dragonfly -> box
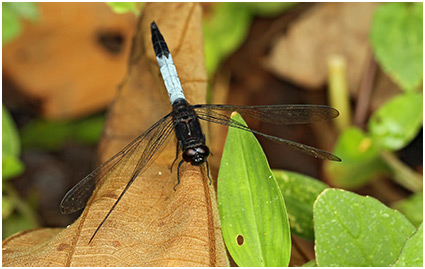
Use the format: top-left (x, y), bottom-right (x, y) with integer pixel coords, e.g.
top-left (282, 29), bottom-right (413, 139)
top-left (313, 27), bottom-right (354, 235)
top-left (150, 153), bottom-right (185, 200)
top-left (60, 21), bottom-right (341, 243)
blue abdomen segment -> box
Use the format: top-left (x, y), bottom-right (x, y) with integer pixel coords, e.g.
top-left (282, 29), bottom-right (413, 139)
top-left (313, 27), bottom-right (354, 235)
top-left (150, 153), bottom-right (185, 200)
top-left (151, 22), bottom-right (186, 104)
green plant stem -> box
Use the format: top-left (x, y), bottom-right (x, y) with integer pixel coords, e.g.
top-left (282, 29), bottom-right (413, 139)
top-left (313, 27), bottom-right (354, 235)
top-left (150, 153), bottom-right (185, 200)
top-left (379, 151), bottom-right (423, 192)
top-left (327, 55), bottom-right (352, 132)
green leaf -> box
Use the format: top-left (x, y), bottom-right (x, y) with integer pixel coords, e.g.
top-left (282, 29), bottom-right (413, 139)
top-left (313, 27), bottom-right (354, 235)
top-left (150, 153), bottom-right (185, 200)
top-left (218, 113), bottom-right (291, 267)
top-left (203, 3), bottom-right (252, 75)
top-left (72, 116), bottom-right (105, 144)
top-left (314, 189), bottom-right (416, 266)
top-left (369, 92), bottom-right (423, 151)
top-left (324, 127), bottom-right (388, 188)
top-left (393, 222), bottom-right (423, 266)
top-left (273, 170), bottom-right (327, 240)
top-left (20, 115), bottom-right (104, 151)
top-left (2, 3), bottom-right (22, 44)
top-left (21, 120), bottom-right (69, 150)
top-left (393, 192), bottom-right (423, 227)
top-left (203, 2), bottom-right (295, 76)
top-left (2, 2), bottom-right (38, 44)
top-left (2, 105), bottom-right (24, 180)
top-left (8, 2), bottom-right (38, 21)
top-left (370, 2), bottom-right (423, 91)
top-left (2, 156), bottom-right (25, 180)
top-left (105, 2), bottom-right (142, 15)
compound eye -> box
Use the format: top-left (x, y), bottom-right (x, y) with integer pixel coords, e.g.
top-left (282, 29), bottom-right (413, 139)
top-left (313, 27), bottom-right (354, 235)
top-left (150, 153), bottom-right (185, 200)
top-left (190, 145), bottom-right (210, 166)
top-left (197, 145), bottom-right (210, 157)
top-left (183, 148), bottom-right (197, 162)
top-left (182, 146), bottom-right (210, 166)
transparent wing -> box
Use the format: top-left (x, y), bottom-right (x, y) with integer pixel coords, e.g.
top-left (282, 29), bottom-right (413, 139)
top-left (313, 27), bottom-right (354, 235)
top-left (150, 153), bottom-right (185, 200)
top-left (87, 113), bottom-right (177, 243)
top-left (194, 107), bottom-right (341, 161)
top-left (60, 112), bottom-right (175, 214)
top-left (192, 104), bottom-right (339, 124)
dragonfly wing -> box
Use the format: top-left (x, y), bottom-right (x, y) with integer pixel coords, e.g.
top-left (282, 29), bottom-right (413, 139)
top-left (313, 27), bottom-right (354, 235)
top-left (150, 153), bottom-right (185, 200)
top-left (60, 113), bottom-right (174, 214)
top-left (88, 115), bottom-right (176, 243)
top-left (193, 104), bottom-right (339, 124)
top-left (195, 108), bottom-right (341, 161)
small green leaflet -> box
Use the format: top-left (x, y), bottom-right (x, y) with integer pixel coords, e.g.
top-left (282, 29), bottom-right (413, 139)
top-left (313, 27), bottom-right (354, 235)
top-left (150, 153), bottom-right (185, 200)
top-left (369, 92), bottom-right (423, 151)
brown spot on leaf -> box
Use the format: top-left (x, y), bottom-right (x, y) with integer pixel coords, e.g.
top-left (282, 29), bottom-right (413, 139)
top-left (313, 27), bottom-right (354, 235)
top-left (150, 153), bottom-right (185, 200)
top-left (236, 235), bottom-right (244, 246)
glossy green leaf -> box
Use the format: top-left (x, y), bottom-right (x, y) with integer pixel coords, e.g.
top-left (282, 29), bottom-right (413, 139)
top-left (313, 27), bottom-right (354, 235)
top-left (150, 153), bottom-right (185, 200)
top-left (2, 106), bottom-right (24, 180)
top-left (369, 92), bottom-right (423, 151)
top-left (273, 170), bottom-right (327, 240)
top-left (324, 127), bottom-right (388, 188)
top-left (314, 189), bottom-right (416, 266)
top-left (393, 192), bottom-right (423, 227)
top-left (370, 2), bottom-right (423, 91)
top-left (393, 222), bottom-right (423, 266)
top-left (218, 113), bottom-right (291, 267)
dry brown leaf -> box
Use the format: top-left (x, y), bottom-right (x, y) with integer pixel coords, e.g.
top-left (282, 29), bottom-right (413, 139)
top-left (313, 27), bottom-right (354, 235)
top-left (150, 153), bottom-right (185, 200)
top-left (3, 3), bottom-right (136, 119)
top-left (263, 3), bottom-right (379, 92)
top-left (3, 3), bottom-right (229, 266)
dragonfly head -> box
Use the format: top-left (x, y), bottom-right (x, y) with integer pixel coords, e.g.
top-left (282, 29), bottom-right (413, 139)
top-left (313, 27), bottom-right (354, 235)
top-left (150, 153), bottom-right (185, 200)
top-left (183, 145), bottom-right (210, 166)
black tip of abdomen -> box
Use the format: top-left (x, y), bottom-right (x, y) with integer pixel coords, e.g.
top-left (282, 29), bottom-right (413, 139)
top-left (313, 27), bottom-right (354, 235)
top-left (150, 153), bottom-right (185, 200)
top-left (151, 21), bottom-right (170, 58)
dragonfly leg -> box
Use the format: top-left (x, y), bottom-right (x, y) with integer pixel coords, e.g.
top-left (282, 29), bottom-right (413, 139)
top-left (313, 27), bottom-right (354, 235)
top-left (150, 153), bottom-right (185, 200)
top-left (170, 142), bottom-right (180, 173)
top-left (174, 159), bottom-right (184, 191)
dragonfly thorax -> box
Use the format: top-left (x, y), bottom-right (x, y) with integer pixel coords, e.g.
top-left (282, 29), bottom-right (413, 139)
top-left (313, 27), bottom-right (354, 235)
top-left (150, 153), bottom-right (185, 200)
top-left (172, 98), bottom-right (209, 167)
top-left (183, 145), bottom-right (210, 166)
